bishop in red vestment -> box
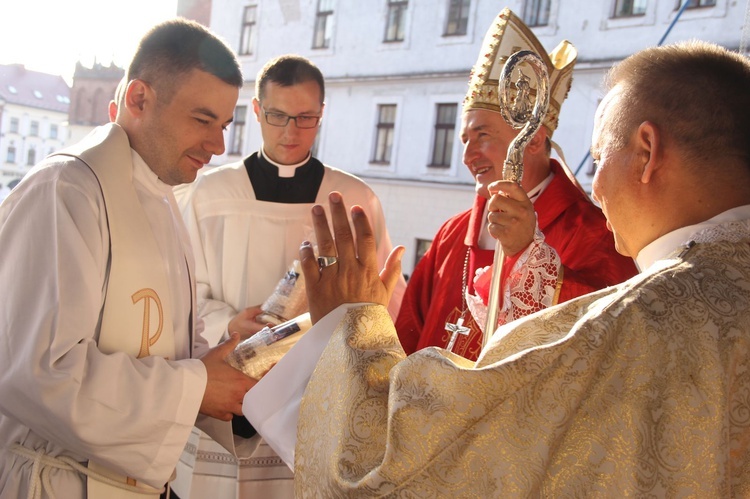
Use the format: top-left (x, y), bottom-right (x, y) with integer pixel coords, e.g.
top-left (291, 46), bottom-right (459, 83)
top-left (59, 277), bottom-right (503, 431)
top-left (396, 160), bottom-right (637, 360)
top-left (395, 10), bottom-right (638, 360)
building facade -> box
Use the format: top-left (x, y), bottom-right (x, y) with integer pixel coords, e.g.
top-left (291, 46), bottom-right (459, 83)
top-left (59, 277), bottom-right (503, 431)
top-left (67, 62), bottom-right (125, 145)
top-left (204, 0), bottom-right (747, 275)
top-left (0, 64), bottom-right (70, 200)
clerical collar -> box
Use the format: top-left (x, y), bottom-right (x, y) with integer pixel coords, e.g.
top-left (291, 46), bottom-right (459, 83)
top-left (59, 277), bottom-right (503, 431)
top-left (635, 204), bottom-right (750, 271)
top-left (260, 147), bottom-right (312, 178)
top-left (526, 172), bottom-right (554, 204)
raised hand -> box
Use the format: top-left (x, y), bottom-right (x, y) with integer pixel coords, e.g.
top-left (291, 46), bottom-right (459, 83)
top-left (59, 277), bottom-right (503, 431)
top-left (487, 180), bottom-right (537, 256)
top-left (228, 305), bottom-right (268, 340)
top-left (299, 191), bottom-right (404, 324)
top-left (199, 332), bottom-right (257, 421)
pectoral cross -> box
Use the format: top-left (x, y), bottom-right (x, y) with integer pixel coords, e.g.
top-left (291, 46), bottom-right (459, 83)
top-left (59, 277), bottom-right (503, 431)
top-left (445, 317), bottom-right (471, 352)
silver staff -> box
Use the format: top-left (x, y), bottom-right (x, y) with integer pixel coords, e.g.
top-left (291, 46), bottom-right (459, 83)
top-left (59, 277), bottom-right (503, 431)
top-left (482, 50), bottom-right (550, 349)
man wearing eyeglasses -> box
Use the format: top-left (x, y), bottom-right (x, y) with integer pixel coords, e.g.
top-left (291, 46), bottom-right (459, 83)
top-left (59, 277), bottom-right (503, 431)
top-left (175, 54), bottom-right (406, 499)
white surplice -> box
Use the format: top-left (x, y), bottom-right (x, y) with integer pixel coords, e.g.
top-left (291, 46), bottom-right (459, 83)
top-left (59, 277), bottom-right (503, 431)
top-left (0, 124), bottom-right (207, 498)
top-left (174, 159), bottom-right (406, 498)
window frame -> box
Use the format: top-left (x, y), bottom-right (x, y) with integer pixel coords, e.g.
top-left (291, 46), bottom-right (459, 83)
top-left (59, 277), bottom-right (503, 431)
top-left (26, 147), bottom-right (36, 166)
top-left (443, 0), bottom-right (471, 36)
top-left (239, 5), bottom-right (258, 56)
top-left (371, 103), bottom-right (398, 165)
top-left (229, 105), bottom-right (247, 156)
top-left (312, 0), bottom-right (335, 49)
top-left (523, 0), bottom-right (551, 27)
top-left (384, 0), bottom-right (408, 42)
top-left (678, 0), bottom-right (716, 8)
top-left (414, 238), bottom-right (432, 268)
top-left (612, 0), bottom-right (648, 18)
top-left (428, 103), bottom-right (458, 168)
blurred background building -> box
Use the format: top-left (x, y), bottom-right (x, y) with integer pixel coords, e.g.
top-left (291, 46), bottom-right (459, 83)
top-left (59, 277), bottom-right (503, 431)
top-left (0, 64), bottom-right (70, 199)
top-left (2, 0), bottom-right (748, 272)
top-left (67, 62), bottom-right (124, 145)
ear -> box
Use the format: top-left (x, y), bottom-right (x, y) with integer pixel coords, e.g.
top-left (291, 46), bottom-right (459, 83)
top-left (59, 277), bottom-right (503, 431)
top-left (252, 98), bottom-right (262, 122)
top-left (636, 121), bottom-right (660, 184)
top-left (108, 100), bottom-right (117, 122)
top-left (123, 80), bottom-right (150, 117)
top-left (526, 125), bottom-right (549, 155)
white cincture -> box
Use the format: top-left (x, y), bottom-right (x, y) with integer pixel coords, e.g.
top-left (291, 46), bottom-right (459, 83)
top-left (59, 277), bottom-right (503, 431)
top-left (10, 443), bottom-right (165, 499)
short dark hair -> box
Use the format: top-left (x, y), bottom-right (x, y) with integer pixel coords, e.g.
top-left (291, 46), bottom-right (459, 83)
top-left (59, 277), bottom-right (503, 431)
top-left (255, 54), bottom-right (325, 104)
top-left (605, 41), bottom-right (750, 168)
top-left (128, 18), bottom-right (243, 102)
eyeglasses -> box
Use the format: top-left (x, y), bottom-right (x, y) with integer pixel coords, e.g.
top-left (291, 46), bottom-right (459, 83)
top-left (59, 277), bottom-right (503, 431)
top-left (261, 106), bottom-right (321, 129)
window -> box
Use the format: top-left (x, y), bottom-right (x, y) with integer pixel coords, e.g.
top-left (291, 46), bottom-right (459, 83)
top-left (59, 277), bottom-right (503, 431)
top-left (679, 0), bottom-right (715, 8)
top-left (384, 0), bottom-right (408, 42)
top-left (50, 124), bottom-right (58, 140)
top-left (444, 0), bottom-right (470, 36)
top-left (229, 106), bottom-right (247, 155)
top-left (414, 238), bottom-right (432, 267)
top-left (30, 121), bottom-right (39, 137)
top-left (27, 148), bottom-right (36, 166)
top-left (239, 5), bottom-right (257, 55)
top-left (6, 145), bottom-right (16, 163)
top-left (613, 0), bottom-right (648, 17)
top-left (372, 104), bottom-right (397, 163)
top-left (9, 118), bottom-right (19, 133)
top-left (313, 0), bottom-right (334, 49)
top-left (523, 0), bottom-right (551, 26)
top-left (429, 103), bottom-right (457, 167)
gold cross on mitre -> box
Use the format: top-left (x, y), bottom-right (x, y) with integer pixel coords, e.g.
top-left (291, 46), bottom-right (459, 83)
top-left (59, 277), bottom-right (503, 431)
top-left (445, 317), bottom-right (471, 352)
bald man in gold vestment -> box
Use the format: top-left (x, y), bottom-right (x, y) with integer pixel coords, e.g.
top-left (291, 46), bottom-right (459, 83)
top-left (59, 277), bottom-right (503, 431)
top-left (244, 41), bottom-right (750, 496)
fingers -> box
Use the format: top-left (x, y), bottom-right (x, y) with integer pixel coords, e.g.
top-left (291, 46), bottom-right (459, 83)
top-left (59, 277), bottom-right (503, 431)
top-left (379, 246), bottom-right (405, 297)
top-left (328, 192), bottom-right (356, 265)
top-left (299, 240), bottom-right (319, 285)
top-left (486, 180), bottom-right (536, 256)
top-left (487, 180), bottom-right (525, 200)
top-left (351, 205), bottom-right (377, 270)
top-left (219, 332), bottom-right (241, 357)
top-left (311, 203), bottom-right (335, 259)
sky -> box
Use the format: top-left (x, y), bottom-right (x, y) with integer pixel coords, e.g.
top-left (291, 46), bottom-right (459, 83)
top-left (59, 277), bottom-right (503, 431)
top-left (0, 0), bottom-right (180, 85)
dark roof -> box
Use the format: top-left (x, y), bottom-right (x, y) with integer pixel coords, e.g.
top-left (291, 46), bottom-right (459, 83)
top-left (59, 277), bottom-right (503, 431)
top-left (0, 64), bottom-right (71, 113)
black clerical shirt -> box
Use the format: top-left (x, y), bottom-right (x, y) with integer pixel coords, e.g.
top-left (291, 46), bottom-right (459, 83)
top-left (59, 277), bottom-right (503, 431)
top-left (244, 151), bottom-right (325, 203)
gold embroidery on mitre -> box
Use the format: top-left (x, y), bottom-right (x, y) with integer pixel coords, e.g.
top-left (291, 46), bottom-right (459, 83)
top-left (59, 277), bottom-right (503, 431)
top-left (132, 288), bottom-right (164, 358)
top-left (463, 8), bottom-right (577, 136)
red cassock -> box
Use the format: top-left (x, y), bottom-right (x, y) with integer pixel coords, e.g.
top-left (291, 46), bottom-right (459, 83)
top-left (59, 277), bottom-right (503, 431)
top-left (395, 160), bottom-right (638, 361)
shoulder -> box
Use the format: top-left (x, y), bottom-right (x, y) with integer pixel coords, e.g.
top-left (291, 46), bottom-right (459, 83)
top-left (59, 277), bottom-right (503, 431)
top-left (183, 160), bottom-right (249, 201)
top-left (323, 164), bottom-right (372, 188)
top-left (12, 155), bottom-right (102, 203)
top-left (437, 208), bottom-right (473, 235)
top-left (196, 161), bottom-right (248, 186)
top-left (0, 155), bottom-right (106, 237)
top-left (321, 164), bottom-right (378, 198)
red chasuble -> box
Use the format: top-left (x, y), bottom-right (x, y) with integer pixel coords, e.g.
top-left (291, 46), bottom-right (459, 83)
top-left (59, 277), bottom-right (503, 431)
top-left (395, 160), bottom-right (638, 361)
